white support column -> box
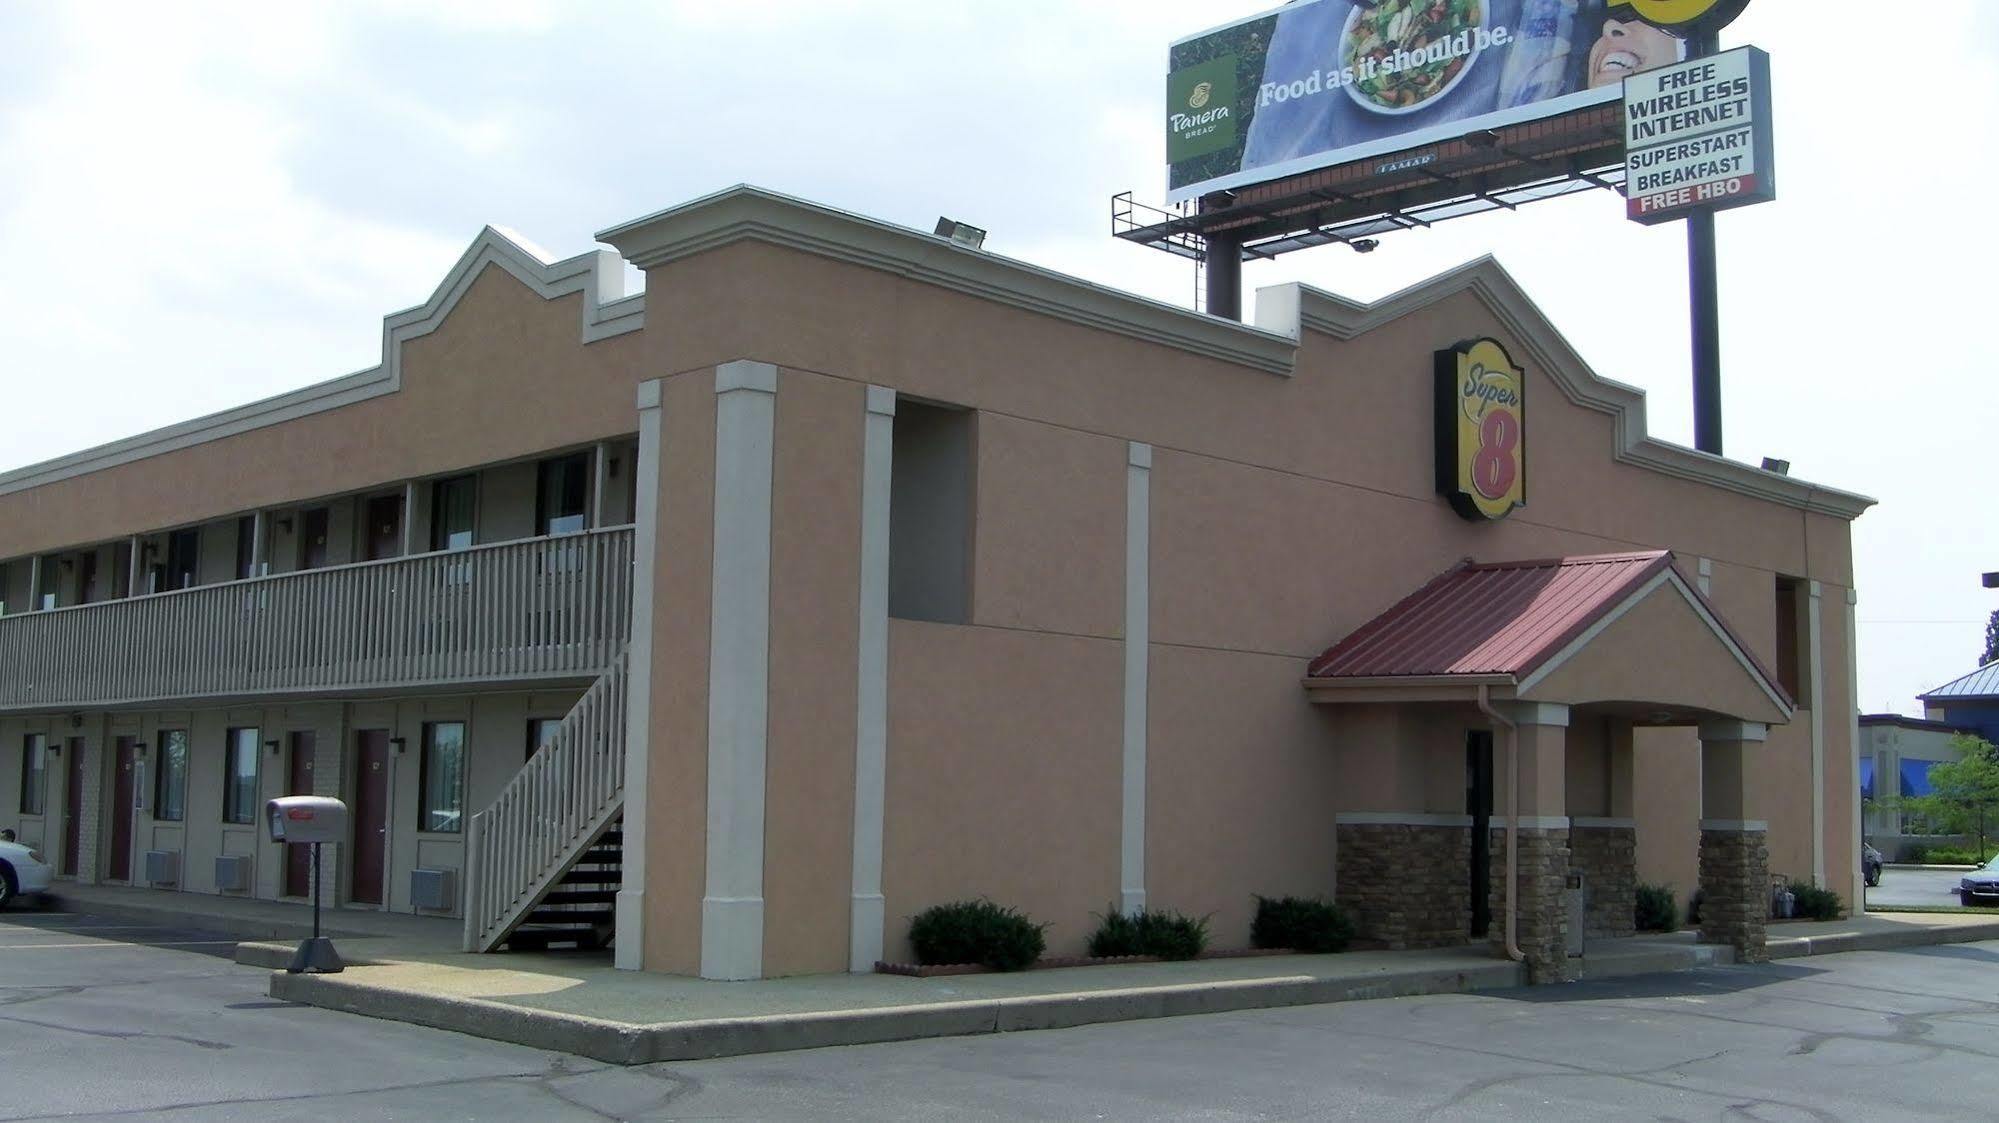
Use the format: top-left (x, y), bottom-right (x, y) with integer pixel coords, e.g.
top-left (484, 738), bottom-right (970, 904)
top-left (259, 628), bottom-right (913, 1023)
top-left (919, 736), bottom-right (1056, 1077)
top-left (701, 360), bottom-right (777, 981)
top-left (126, 537), bottom-right (142, 598)
top-left (1808, 580), bottom-right (1826, 886)
top-left (27, 556), bottom-right (41, 611)
top-left (251, 511), bottom-right (269, 576)
top-left (400, 483), bottom-right (419, 557)
top-left (1846, 587), bottom-right (1864, 913)
top-left (591, 441), bottom-right (611, 530)
top-left (848, 386), bottom-right (895, 972)
top-left (616, 380), bottom-right (665, 972)
top-left (1120, 442), bottom-right (1152, 915)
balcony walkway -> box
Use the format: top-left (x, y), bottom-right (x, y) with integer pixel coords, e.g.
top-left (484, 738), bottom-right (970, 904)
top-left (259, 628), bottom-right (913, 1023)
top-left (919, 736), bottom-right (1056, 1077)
top-left (0, 527), bottom-right (634, 712)
top-left (44, 880), bottom-right (461, 959)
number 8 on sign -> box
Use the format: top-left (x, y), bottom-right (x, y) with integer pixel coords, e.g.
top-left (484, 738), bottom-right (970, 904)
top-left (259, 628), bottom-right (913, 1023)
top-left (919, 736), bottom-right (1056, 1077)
top-left (1435, 338), bottom-right (1527, 522)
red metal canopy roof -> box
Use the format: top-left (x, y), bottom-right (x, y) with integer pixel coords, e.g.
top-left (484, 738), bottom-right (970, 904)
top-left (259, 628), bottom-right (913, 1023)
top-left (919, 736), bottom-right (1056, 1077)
top-left (1307, 551), bottom-right (1677, 681)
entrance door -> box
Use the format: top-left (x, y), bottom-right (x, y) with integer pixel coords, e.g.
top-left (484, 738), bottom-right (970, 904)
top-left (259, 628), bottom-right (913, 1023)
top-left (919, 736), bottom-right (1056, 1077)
top-left (285, 732), bottom-right (317, 898)
top-left (108, 737), bottom-right (137, 882)
top-left (62, 738), bottom-right (85, 876)
top-left (1466, 731), bottom-right (1495, 939)
top-left (363, 495), bottom-right (403, 562)
top-left (350, 730), bottom-right (390, 906)
top-left (300, 508), bottom-right (330, 571)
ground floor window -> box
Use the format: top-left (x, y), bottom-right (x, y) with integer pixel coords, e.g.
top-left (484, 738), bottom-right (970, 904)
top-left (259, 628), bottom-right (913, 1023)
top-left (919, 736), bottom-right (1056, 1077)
top-left (419, 722), bottom-right (466, 833)
top-left (223, 727), bottom-right (260, 824)
top-left (155, 730), bottom-right (188, 821)
top-left (18, 735), bottom-right (45, 815)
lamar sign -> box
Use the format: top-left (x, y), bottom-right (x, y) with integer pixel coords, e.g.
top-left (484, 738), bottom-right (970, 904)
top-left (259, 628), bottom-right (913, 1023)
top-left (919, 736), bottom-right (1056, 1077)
top-left (1435, 338), bottom-right (1525, 522)
top-left (1624, 46), bottom-right (1774, 224)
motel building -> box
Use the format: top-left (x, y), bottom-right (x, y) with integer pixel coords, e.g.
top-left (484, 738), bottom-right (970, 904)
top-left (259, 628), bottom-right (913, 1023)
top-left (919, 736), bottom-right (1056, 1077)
top-left (0, 188), bottom-right (1871, 983)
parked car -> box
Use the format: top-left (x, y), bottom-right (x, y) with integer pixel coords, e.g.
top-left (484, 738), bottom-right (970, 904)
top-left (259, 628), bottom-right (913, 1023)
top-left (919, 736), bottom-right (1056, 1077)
top-left (0, 840), bottom-right (52, 907)
top-left (1959, 855), bottom-right (1999, 907)
top-left (1863, 843), bottom-right (1883, 888)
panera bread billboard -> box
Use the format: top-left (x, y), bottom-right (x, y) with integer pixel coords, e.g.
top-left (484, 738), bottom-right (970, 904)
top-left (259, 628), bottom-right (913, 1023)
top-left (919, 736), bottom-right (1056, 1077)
top-left (1167, 0), bottom-right (1689, 204)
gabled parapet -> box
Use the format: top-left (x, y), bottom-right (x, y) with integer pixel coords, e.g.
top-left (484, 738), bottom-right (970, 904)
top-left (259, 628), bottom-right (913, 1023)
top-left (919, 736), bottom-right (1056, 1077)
top-left (0, 226), bottom-right (643, 498)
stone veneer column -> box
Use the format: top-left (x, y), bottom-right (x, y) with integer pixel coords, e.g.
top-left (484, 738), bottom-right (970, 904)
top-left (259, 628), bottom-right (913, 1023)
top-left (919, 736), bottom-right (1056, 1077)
top-left (1569, 819), bottom-right (1636, 939)
top-left (1334, 813), bottom-right (1471, 949)
top-left (1489, 703), bottom-right (1572, 984)
top-left (1698, 720), bottom-right (1770, 963)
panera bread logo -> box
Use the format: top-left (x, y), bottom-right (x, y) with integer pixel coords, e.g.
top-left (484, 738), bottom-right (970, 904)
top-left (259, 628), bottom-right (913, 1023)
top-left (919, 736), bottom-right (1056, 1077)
top-left (1167, 56), bottom-right (1238, 163)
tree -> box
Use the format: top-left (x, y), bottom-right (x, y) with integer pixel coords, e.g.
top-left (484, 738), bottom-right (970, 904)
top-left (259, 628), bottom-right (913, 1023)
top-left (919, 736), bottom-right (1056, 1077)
top-left (1984, 608), bottom-right (1999, 668)
top-left (1901, 735), bottom-right (1999, 859)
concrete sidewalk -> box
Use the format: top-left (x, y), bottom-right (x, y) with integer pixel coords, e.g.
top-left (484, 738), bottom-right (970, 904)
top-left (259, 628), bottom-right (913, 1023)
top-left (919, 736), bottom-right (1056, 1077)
top-left (267, 933), bottom-right (1747, 1065)
top-left (44, 882), bottom-right (461, 959)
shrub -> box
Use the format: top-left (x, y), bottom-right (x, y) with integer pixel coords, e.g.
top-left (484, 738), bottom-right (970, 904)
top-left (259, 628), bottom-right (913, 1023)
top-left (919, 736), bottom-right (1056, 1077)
top-left (1086, 906), bottom-right (1210, 961)
top-left (1634, 883), bottom-right (1679, 932)
top-left (908, 900), bottom-right (1047, 972)
top-left (1791, 883), bottom-right (1844, 921)
top-left (1912, 845), bottom-right (1993, 866)
top-left (1251, 895), bottom-right (1354, 954)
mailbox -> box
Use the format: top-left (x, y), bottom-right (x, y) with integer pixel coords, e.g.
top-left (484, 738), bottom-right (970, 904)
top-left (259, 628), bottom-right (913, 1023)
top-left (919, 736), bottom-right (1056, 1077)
top-left (266, 796), bottom-right (348, 845)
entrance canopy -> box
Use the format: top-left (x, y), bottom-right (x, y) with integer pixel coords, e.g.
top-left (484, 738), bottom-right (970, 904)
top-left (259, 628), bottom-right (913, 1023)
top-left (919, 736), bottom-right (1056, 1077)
top-left (1304, 551), bottom-right (1791, 726)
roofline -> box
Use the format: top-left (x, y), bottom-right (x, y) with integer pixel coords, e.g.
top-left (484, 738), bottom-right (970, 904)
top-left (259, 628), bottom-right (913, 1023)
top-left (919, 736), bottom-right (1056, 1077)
top-left (1859, 714), bottom-right (1977, 735)
top-left (2, 185), bottom-right (1876, 526)
top-left (1918, 661), bottom-right (1999, 702)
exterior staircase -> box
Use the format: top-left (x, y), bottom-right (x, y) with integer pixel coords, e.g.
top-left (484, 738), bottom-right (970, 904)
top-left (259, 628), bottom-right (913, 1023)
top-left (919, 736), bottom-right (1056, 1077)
top-left (462, 648), bottom-right (629, 953)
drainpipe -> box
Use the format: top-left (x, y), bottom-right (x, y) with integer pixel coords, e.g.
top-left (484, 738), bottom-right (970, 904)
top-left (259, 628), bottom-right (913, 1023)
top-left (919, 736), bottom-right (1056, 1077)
top-left (1477, 685), bottom-right (1524, 966)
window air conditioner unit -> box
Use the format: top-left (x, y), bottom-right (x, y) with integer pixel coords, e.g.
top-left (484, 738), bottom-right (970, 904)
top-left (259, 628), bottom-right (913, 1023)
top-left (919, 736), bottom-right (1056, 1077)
top-left (411, 867), bottom-right (456, 911)
top-left (214, 854), bottom-right (252, 892)
top-left (144, 849), bottom-right (180, 886)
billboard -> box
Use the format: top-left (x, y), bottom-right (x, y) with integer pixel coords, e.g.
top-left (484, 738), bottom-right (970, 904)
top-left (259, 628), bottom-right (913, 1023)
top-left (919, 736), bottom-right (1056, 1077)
top-left (1623, 46), bottom-right (1773, 223)
top-left (1167, 0), bottom-right (1690, 204)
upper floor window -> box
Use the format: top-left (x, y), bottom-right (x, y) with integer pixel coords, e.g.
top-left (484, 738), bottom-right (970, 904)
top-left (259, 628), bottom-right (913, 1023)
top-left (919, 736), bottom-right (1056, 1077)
top-left (537, 453), bottom-right (590, 537)
top-left (223, 728), bottom-right (260, 824)
top-left (235, 516), bottom-right (258, 580)
top-left (165, 528), bottom-right (200, 591)
top-left (431, 476), bottom-right (476, 552)
top-left (18, 735), bottom-right (46, 816)
top-left (155, 729), bottom-right (189, 821)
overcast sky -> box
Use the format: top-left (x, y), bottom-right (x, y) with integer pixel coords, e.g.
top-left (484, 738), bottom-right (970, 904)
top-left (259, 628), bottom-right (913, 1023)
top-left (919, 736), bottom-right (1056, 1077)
top-left (1, 2), bottom-right (1994, 715)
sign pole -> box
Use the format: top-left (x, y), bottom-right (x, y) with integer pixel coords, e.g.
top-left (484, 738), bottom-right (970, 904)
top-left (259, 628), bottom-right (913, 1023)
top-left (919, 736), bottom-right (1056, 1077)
top-left (1685, 27), bottom-right (1723, 455)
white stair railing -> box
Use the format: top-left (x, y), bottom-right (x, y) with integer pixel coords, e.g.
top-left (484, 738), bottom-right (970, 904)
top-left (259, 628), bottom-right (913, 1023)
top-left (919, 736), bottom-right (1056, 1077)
top-left (462, 648), bottom-right (628, 952)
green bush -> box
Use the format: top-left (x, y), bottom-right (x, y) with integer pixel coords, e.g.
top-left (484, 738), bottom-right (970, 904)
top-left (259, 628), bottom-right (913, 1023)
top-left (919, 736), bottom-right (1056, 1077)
top-left (1911, 845), bottom-right (1994, 866)
top-left (908, 900), bottom-right (1047, 972)
top-left (1086, 907), bottom-right (1210, 961)
top-left (1634, 883), bottom-right (1679, 932)
top-left (1791, 883), bottom-right (1843, 921)
top-left (1251, 895), bottom-right (1354, 954)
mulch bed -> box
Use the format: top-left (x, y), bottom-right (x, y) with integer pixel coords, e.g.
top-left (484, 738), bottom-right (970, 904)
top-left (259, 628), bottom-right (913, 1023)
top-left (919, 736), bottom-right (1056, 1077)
top-left (875, 947), bottom-right (1297, 978)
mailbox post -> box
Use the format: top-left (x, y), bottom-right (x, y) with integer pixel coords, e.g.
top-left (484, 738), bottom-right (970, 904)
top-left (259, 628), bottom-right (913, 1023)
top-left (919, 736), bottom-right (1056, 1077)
top-left (266, 796), bottom-right (349, 974)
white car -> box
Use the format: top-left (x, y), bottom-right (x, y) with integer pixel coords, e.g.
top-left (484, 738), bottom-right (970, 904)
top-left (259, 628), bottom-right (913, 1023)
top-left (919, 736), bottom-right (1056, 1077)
top-left (0, 841), bottom-right (52, 906)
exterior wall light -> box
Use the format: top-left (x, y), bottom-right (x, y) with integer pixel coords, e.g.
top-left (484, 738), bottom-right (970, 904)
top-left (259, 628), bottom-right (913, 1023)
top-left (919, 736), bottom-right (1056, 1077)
top-left (933, 218), bottom-right (987, 250)
top-left (389, 737), bottom-right (408, 755)
top-left (1760, 458), bottom-right (1790, 475)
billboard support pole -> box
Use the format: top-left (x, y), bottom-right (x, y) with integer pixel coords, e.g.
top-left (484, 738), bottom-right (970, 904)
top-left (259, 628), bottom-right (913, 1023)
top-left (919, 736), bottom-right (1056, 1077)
top-left (1205, 229), bottom-right (1243, 321)
top-left (1686, 27), bottom-right (1723, 456)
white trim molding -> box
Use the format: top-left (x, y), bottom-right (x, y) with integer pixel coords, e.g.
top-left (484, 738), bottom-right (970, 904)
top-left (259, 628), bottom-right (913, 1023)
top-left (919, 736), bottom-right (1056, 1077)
top-left (1120, 441), bottom-right (1152, 915)
top-left (615, 378), bottom-right (664, 972)
top-left (848, 386), bottom-right (895, 972)
top-left (1700, 819), bottom-right (1770, 833)
top-left (1334, 812), bottom-right (1475, 828)
top-left (1698, 720), bottom-right (1770, 744)
top-left (1503, 701), bottom-right (1571, 729)
top-left (1570, 817), bottom-right (1638, 830)
top-left (0, 233), bottom-right (641, 501)
top-left (701, 360), bottom-right (777, 981)
top-left (1808, 580), bottom-right (1826, 886)
top-left (1488, 816), bottom-right (1573, 831)
top-left (1846, 586), bottom-right (1864, 913)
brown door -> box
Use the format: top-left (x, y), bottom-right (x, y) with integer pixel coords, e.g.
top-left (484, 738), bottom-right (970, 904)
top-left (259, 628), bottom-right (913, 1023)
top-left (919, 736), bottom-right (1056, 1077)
top-left (62, 739), bottom-right (85, 876)
top-left (285, 732), bottom-right (317, 898)
top-left (350, 730), bottom-right (390, 906)
top-left (300, 508), bottom-right (330, 570)
top-left (108, 737), bottom-right (137, 882)
top-left (364, 496), bottom-right (403, 561)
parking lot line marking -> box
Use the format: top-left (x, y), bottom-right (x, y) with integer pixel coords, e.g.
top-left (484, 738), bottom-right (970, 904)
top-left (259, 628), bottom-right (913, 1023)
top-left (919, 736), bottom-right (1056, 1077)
top-left (0, 935), bottom-right (236, 943)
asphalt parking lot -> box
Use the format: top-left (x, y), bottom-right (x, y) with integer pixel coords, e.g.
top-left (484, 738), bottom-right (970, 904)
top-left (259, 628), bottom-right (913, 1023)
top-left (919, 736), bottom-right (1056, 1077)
top-left (1868, 865), bottom-right (1989, 910)
top-left (3, 905), bottom-right (1999, 1120)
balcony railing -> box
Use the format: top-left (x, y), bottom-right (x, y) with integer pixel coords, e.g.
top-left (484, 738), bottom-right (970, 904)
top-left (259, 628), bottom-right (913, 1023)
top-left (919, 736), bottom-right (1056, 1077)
top-left (0, 527), bottom-right (634, 711)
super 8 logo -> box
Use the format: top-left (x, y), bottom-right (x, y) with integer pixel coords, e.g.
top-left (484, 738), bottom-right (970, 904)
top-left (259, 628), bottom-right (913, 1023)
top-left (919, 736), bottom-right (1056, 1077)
top-left (1435, 339), bottom-right (1526, 522)
top-left (1610, 0), bottom-right (1752, 31)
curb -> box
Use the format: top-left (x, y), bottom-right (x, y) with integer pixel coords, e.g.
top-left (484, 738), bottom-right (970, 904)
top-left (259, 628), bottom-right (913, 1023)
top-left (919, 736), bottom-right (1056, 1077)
top-left (271, 960), bottom-right (1526, 1065)
top-left (1768, 920), bottom-right (1999, 960)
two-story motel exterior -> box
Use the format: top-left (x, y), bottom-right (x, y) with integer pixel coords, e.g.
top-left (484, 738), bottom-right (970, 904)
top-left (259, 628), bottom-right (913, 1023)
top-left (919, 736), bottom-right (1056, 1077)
top-left (0, 187), bottom-right (1872, 982)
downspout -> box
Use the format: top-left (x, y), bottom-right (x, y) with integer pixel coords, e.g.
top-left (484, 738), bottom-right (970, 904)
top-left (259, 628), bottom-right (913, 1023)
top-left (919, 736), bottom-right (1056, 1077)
top-left (1477, 685), bottom-right (1524, 966)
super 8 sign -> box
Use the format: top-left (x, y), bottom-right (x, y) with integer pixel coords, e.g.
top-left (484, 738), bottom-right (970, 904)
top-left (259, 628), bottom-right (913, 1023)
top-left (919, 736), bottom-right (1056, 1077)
top-left (1610, 0), bottom-right (1752, 32)
top-left (1435, 339), bottom-right (1526, 522)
